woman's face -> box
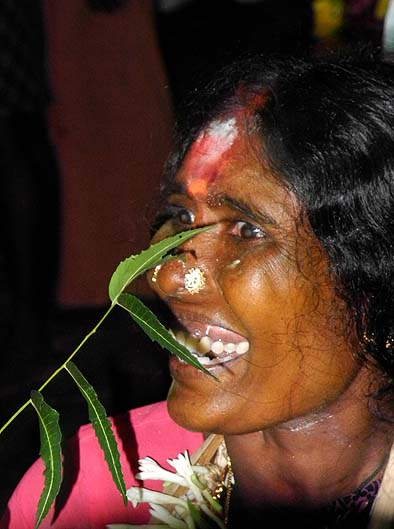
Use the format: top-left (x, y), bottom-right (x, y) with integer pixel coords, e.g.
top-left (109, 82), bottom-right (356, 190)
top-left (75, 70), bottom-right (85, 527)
top-left (149, 115), bottom-right (360, 435)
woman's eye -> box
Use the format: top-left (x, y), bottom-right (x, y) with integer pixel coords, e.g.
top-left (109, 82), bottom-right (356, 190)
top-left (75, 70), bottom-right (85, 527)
top-left (154, 206), bottom-right (195, 230)
top-left (176, 208), bottom-right (195, 225)
top-left (231, 221), bottom-right (266, 240)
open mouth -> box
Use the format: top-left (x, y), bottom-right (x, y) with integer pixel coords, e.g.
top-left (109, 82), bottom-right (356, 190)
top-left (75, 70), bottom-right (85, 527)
top-left (169, 322), bottom-right (249, 368)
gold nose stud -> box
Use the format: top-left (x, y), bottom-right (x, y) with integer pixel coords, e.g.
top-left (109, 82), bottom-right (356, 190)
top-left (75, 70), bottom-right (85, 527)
top-left (184, 267), bottom-right (206, 295)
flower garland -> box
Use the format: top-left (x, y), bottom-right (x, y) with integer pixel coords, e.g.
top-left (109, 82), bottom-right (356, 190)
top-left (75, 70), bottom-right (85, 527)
top-left (107, 443), bottom-right (232, 529)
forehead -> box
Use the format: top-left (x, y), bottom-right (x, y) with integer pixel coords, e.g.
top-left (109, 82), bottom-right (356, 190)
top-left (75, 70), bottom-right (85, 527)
top-left (174, 115), bottom-right (298, 224)
top-left (181, 117), bottom-right (239, 197)
top-left (179, 89), bottom-right (271, 194)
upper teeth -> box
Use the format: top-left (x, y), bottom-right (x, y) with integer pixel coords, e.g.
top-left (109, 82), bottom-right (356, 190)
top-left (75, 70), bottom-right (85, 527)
top-left (170, 329), bottom-right (249, 365)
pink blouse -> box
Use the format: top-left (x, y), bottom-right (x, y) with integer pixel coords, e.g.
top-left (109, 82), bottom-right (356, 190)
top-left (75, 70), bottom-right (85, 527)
top-left (1, 401), bottom-right (203, 529)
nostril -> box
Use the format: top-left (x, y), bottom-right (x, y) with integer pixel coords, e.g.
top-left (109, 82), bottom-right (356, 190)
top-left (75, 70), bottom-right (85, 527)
top-left (150, 259), bottom-right (186, 297)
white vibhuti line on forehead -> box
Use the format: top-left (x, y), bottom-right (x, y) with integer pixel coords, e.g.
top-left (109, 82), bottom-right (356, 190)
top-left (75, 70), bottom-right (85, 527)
top-left (205, 117), bottom-right (238, 143)
top-left (186, 116), bottom-right (239, 197)
top-left (194, 117), bottom-right (239, 160)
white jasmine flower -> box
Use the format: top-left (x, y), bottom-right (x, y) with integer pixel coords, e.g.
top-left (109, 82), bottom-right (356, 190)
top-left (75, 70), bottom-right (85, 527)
top-left (166, 452), bottom-right (193, 481)
top-left (127, 487), bottom-right (188, 509)
top-left (119, 450), bottom-right (226, 528)
top-left (149, 504), bottom-right (189, 529)
top-left (167, 452), bottom-right (204, 502)
top-left (136, 457), bottom-right (188, 487)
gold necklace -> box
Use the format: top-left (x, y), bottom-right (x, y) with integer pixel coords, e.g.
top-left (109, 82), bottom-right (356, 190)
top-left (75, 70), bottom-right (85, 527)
top-left (224, 456), bottom-right (234, 526)
top-left (212, 455), bottom-right (234, 526)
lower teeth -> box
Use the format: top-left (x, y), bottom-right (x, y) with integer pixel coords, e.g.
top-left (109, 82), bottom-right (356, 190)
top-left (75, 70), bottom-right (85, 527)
top-left (191, 352), bottom-right (238, 366)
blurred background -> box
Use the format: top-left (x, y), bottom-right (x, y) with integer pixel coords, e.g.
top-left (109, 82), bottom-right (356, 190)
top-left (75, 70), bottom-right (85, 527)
top-left (0, 0), bottom-right (392, 513)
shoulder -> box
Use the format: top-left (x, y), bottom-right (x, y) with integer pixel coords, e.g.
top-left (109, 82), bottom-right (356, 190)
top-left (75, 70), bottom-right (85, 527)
top-left (77, 400), bottom-right (203, 460)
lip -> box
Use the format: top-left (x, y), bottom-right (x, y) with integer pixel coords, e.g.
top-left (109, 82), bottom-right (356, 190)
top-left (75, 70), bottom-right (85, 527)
top-left (168, 312), bottom-right (250, 380)
top-left (173, 311), bottom-right (248, 343)
top-left (181, 321), bottom-right (247, 344)
top-left (169, 352), bottom-right (245, 381)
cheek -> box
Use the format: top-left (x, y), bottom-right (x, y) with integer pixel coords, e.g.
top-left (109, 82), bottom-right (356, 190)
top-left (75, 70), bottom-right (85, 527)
top-left (220, 248), bottom-right (295, 331)
top-left (220, 249), bottom-right (356, 371)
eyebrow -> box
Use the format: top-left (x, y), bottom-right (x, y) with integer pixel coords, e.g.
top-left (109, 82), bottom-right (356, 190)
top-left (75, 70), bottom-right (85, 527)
top-left (163, 181), bottom-right (277, 226)
top-left (162, 180), bottom-right (185, 198)
top-left (221, 195), bottom-right (277, 226)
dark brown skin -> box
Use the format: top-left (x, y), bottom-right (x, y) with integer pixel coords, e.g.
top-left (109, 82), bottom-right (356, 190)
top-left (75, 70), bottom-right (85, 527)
top-left (148, 114), bottom-right (393, 522)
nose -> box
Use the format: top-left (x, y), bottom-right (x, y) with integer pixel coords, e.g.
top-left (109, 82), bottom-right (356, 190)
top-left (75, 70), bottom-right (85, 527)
top-left (148, 247), bottom-right (210, 300)
top-left (148, 227), bottom-right (217, 299)
top-left (149, 259), bottom-right (210, 299)
top-left (149, 258), bottom-right (187, 298)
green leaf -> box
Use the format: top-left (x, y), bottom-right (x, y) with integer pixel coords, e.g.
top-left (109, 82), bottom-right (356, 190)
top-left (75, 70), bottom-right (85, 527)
top-left (30, 391), bottom-right (62, 529)
top-left (108, 226), bottom-right (212, 303)
top-left (65, 361), bottom-right (127, 505)
top-left (117, 292), bottom-right (218, 381)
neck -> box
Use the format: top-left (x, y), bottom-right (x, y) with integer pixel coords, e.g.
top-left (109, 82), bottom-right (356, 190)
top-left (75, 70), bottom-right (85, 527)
top-left (224, 366), bottom-right (393, 513)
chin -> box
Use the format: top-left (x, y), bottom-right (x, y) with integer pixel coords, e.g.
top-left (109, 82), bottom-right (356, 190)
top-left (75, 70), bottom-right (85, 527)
top-left (166, 380), bottom-right (264, 435)
top-left (166, 381), bottom-right (229, 433)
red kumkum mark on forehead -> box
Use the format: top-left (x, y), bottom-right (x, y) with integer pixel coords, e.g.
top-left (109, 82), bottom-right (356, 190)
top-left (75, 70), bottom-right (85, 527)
top-left (188, 178), bottom-right (209, 197)
top-left (185, 117), bottom-right (239, 198)
top-left (184, 91), bottom-right (269, 198)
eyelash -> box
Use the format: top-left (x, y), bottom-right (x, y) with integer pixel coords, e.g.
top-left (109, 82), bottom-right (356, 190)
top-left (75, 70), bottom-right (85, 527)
top-left (158, 206), bottom-right (266, 241)
top-left (230, 221), bottom-right (266, 240)
top-left (155, 206), bottom-right (195, 229)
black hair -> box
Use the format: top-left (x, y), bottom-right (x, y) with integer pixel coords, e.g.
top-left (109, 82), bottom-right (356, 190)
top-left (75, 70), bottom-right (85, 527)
top-left (166, 49), bottom-right (394, 390)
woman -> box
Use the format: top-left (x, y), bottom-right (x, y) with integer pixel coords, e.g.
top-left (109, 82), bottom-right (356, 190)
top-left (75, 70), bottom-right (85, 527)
top-left (3, 51), bottom-right (394, 528)
top-left (147, 50), bottom-right (394, 528)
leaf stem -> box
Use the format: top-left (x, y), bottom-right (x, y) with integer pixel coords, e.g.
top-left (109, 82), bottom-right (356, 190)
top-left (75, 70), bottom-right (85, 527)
top-left (39, 304), bottom-right (114, 392)
top-left (0, 399), bottom-right (33, 436)
top-left (0, 304), bottom-right (115, 436)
